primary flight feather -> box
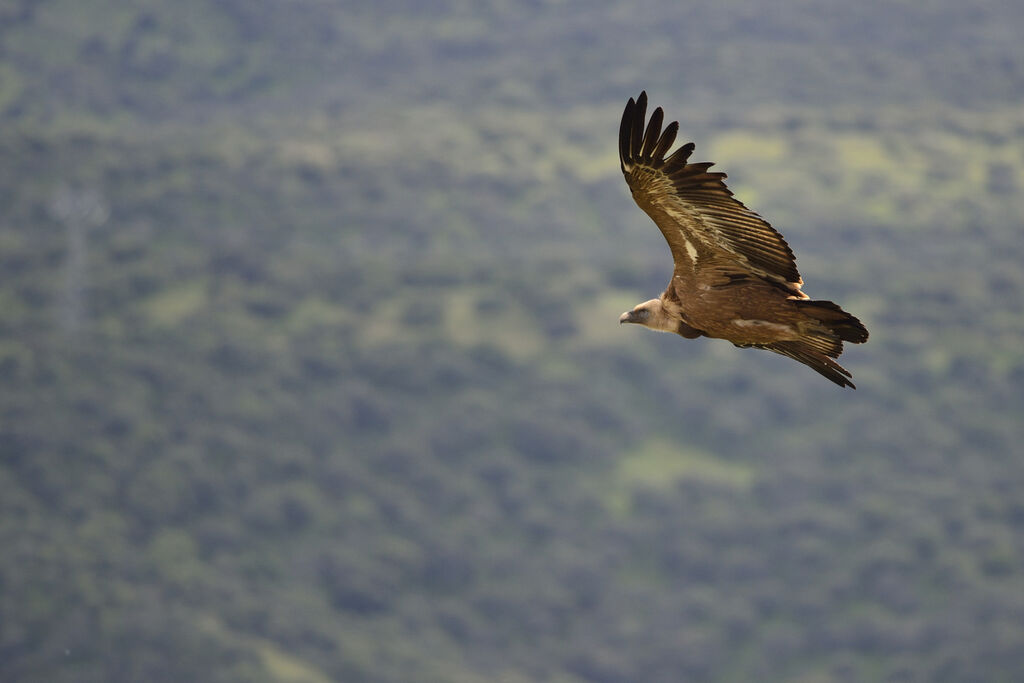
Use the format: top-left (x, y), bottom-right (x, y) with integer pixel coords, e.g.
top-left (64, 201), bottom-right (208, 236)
top-left (617, 91), bottom-right (868, 388)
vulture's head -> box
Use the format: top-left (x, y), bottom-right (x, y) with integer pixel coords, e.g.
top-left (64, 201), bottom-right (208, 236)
top-left (619, 299), bottom-right (673, 332)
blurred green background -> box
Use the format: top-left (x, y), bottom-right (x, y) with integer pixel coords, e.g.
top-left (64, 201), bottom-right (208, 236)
top-left (2, 1), bottom-right (1024, 681)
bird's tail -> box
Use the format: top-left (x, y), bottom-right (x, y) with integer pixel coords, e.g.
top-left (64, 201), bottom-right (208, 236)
top-left (754, 300), bottom-right (867, 388)
top-left (795, 299), bottom-right (869, 344)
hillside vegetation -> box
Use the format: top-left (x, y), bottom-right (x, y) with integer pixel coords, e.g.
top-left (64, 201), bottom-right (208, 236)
top-left (3, 1), bottom-right (1024, 681)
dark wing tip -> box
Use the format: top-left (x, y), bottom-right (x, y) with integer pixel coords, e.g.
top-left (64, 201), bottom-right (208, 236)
top-left (619, 97), bottom-right (636, 171)
top-left (640, 107), bottom-right (665, 161)
top-left (630, 93), bottom-right (647, 159)
top-left (620, 91), bottom-right (686, 172)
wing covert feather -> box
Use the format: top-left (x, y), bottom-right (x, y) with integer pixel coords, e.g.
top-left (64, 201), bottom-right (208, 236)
top-left (619, 92), bottom-right (803, 292)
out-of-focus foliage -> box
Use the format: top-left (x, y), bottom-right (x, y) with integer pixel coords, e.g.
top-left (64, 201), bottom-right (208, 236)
top-left (2, 1), bottom-right (1024, 682)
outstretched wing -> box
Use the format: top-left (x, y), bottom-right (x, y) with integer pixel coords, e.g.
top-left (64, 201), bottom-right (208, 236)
top-left (619, 91), bottom-right (804, 295)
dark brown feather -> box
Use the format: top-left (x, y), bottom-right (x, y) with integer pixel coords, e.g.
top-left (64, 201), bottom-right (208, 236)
top-left (794, 300), bottom-right (870, 344)
top-left (641, 107), bottom-right (664, 161)
top-left (651, 121), bottom-right (678, 162)
top-left (630, 93), bottom-right (646, 160)
top-left (619, 92), bottom-right (803, 290)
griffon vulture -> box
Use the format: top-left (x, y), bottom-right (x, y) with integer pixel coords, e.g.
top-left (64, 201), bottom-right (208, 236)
top-left (617, 92), bottom-right (868, 388)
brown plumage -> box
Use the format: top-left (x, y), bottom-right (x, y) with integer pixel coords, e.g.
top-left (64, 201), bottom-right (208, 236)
top-left (617, 92), bottom-right (868, 388)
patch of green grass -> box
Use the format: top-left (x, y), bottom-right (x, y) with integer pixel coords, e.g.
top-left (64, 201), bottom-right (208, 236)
top-left (443, 290), bottom-right (544, 360)
top-left (618, 438), bottom-right (756, 489)
top-left (143, 280), bottom-right (207, 326)
top-left (197, 616), bottom-right (334, 683)
top-left (572, 289), bottom-right (643, 348)
top-left (833, 135), bottom-right (891, 172)
top-left (287, 297), bottom-right (350, 333)
top-left (711, 131), bottom-right (787, 163)
top-left (0, 64), bottom-right (21, 113)
top-left (605, 438), bottom-right (756, 516)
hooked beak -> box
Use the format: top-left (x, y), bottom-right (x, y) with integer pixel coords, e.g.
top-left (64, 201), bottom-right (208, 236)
top-left (619, 311), bottom-right (633, 325)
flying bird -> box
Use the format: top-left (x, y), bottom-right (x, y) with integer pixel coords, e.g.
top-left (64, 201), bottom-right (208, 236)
top-left (617, 92), bottom-right (868, 388)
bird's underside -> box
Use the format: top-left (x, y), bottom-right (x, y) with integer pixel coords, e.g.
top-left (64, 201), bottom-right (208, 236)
top-left (617, 91), bottom-right (868, 388)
